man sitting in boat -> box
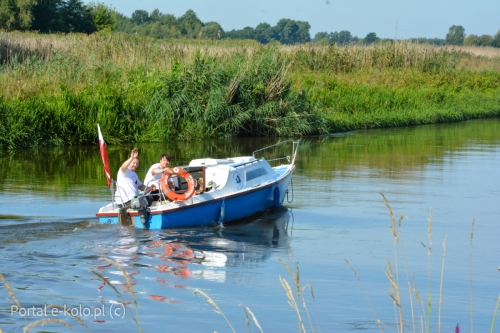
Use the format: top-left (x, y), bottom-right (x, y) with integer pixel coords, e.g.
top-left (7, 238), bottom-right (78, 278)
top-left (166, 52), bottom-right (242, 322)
top-left (143, 153), bottom-right (176, 205)
top-left (115, 148), bottom-right (155, 207)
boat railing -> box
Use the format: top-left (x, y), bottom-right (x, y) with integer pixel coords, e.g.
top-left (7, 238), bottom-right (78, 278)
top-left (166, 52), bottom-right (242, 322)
top-left (230, 159), bottom-right (260, 169)
top-left (252, 139), bottom-right (300, 166)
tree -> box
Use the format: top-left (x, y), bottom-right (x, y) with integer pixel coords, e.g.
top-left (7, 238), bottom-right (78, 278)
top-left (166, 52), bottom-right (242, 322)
top-left (177, 9), bottom-right (203, 38)
top-left (149, 8), bottom-right (163, 22)
top-left (272, 18), bottom-right (311, 45)
top-left (477, 34), bottom-right (493, 46)
top-left (131, 9), bottom-right (149, 25)
top-left (31, 0), bottom-right (66, 33)
top-left (199, 21), bottom-right (222, 40)
top-left (494, 30), bottom-right (500, 48)
top-left (295, 21), bottom-right (311, 43)
top-left (115, 12), bottom-right (133, 33)
top-left (0, 0), bottom-right (37, 30)
top-left (87, 2), bottom-right (117, 32)
top-left (254, 22), bottom-right (272, 44)
top-left (362, 32), bottom-right (378, 44)
top-left (336, 30), bottom-right (354, 45)
top-left (464, 34), bottom-right (478, 46)
top-left (159, 13), bottom-right (177, 27)
top-left (224, 26), bottom-right (254, 40)
top-left (313, 30), bottom-right (355, 45)
top-left (314, 31), bottom-right (330, 42)
top-left (62, 0), bottom-right (95, 33)
top-left (446, 25), bottom-right (465, 45)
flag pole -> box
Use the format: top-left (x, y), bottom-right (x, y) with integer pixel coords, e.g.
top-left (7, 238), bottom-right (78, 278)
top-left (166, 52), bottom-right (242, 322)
top-left (97, 124), bottom-right (115, 209)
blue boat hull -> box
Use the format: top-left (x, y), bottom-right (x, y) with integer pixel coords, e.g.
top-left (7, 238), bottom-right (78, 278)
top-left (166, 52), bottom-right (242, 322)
top-left (97, 166), bottom-right (294, 229)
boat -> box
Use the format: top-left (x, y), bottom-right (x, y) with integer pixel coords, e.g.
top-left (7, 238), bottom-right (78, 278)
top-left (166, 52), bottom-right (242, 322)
top-left (95, 139), bottom-right (299, 229)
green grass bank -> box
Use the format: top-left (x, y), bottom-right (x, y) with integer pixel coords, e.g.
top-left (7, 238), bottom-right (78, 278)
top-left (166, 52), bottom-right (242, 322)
top-left (1, 32), bottom-right (500, 149)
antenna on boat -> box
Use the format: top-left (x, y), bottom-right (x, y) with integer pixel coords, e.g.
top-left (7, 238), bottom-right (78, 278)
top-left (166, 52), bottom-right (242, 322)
top-left (291, 140), bottom-right (300, 165)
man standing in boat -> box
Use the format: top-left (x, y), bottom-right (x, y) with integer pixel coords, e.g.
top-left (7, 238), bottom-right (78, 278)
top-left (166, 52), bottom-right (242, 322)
top-left (144, 153), bottom-right (173, 205)
top-left (115, 148), bottom-right (154, 206)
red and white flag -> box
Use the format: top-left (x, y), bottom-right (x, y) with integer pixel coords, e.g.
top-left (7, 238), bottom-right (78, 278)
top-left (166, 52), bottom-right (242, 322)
top-left (97, 124), bottom-right (112, 187)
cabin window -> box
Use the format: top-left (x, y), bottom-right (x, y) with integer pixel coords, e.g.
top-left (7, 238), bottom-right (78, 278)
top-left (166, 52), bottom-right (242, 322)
top-left (246, 168), bottom-right (267, 181)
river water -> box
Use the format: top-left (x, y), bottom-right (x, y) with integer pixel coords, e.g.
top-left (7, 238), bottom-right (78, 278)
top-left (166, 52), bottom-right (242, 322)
top-left (0, 118), bottom-right (499, 333)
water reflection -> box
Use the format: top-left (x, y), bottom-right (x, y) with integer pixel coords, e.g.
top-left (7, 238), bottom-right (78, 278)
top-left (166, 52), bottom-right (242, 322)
top-left (1, 119), bottom-right (499, 205)
top-left (91, 207), bottom-right (292, 296)
top-left (189, 207), bottom-right (292, 283)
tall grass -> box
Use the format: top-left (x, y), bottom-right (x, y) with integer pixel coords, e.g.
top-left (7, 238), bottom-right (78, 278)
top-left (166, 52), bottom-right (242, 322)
top-left (1, 32), bottom-right (500, 149)
top-left (143, 47), bottom-right (326, 140)
top-left (346, 194), bottom-right (500, 333)
top-left (193, 258), bottom-right (319, 333)
top-left (290, 42), bottom-right (466, 73)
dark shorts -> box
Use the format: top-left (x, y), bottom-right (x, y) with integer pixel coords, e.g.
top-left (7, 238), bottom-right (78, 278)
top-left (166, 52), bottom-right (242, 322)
top-left (146, 190), bottom-right (160, 206)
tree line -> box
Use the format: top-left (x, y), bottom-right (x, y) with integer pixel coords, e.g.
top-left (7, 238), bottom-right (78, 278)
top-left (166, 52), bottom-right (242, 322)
top-left (115, 9), bottom-right (500, 47)
top-left (116, 9), bottom-right (312, 45)
top-left (446, 25), bottom-right (500, 47)
top-left (0, 0), bottom-right (116, 33)
top-left (315, 25), bottom-right (500, 47)
top-left (1, 1), bottom-right (500, 47)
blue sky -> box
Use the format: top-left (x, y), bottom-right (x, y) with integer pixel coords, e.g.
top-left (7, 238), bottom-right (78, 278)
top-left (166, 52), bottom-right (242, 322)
top-left (92, 0), bottom-right (500, 40)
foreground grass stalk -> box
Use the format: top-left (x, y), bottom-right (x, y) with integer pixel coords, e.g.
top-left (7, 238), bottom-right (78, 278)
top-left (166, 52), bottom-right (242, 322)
top-left (470, 218), bottom-right (475, 333)
top-left (240, 305), bottom-right (264, 333)
top-left (192, 259), bottom-right (318, 333)
top-left (491, 295), bottom-right (500, 333)
top-left (0, 273), bottom-right (21, 308)
top-left (380, 192), bottom-right (406, 332)
top-left (279, 276), bottom-right (306, 333)
top-left (302, 282), bottom-right (320, 333)
top-left (45, 305), bottom-right (89, 330)
top-left (278, 258), bottom-right (321, 333)
top-left (89, 257), bottom-right (143, 333)
top-left (426, 210), bottom-right (433, 333)
top-left (1, 273), bottom-right (87, 332)
top-left (438, 236), bottom-right (448, 333)
top-left (345, 259), bottom-right (384, 333)
top-left (413, 279), bottom-right (427, 332)
top-left (407, 280), bottom-right (416, 333)
top-left (193, 289), bottom-right (236, 333)
top-left (385, 259), bottom-right (400, 332)
top-left (22, 318), bottom-right (72, 333)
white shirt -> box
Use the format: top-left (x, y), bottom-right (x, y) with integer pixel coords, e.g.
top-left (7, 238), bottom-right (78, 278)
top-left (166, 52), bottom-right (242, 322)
top-left (144, 163), bottom-right (162, 189)
top-left (115, 168), bottom-right (142, 204)
top-left (144, 163), bottom-right (178, 192)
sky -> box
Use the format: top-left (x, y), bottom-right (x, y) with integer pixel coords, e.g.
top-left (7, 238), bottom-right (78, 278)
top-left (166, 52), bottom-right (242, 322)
top-left (93, 0), bottom-right (500, 40)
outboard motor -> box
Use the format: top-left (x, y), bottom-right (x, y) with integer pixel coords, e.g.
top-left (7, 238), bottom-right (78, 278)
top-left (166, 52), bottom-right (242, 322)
top-left (131, 196), bottom-right (148, 225)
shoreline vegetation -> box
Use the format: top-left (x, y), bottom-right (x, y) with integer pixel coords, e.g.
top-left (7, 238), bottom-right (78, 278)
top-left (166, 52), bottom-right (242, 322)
top-left (1, 32), bottom-right (500, 149)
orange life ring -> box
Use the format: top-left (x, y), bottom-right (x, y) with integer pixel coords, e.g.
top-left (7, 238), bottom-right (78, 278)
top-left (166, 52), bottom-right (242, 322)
top-left (160, 167), bottom-right (196, 201)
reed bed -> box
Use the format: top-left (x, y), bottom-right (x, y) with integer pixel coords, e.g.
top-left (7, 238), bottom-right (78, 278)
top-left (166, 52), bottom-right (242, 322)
top-left (288, 42), bottom-right (466, 73)
top-left (438, 45), bottom-right (500, 58)
top-left (2, 33), bottom-right (498, 75)
top-left (1, 32), bottom-right (500, 149)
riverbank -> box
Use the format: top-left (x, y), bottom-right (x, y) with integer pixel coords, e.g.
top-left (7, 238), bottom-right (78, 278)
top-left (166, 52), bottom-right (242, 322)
top-left (1, 32), bottom-right (500, 148)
